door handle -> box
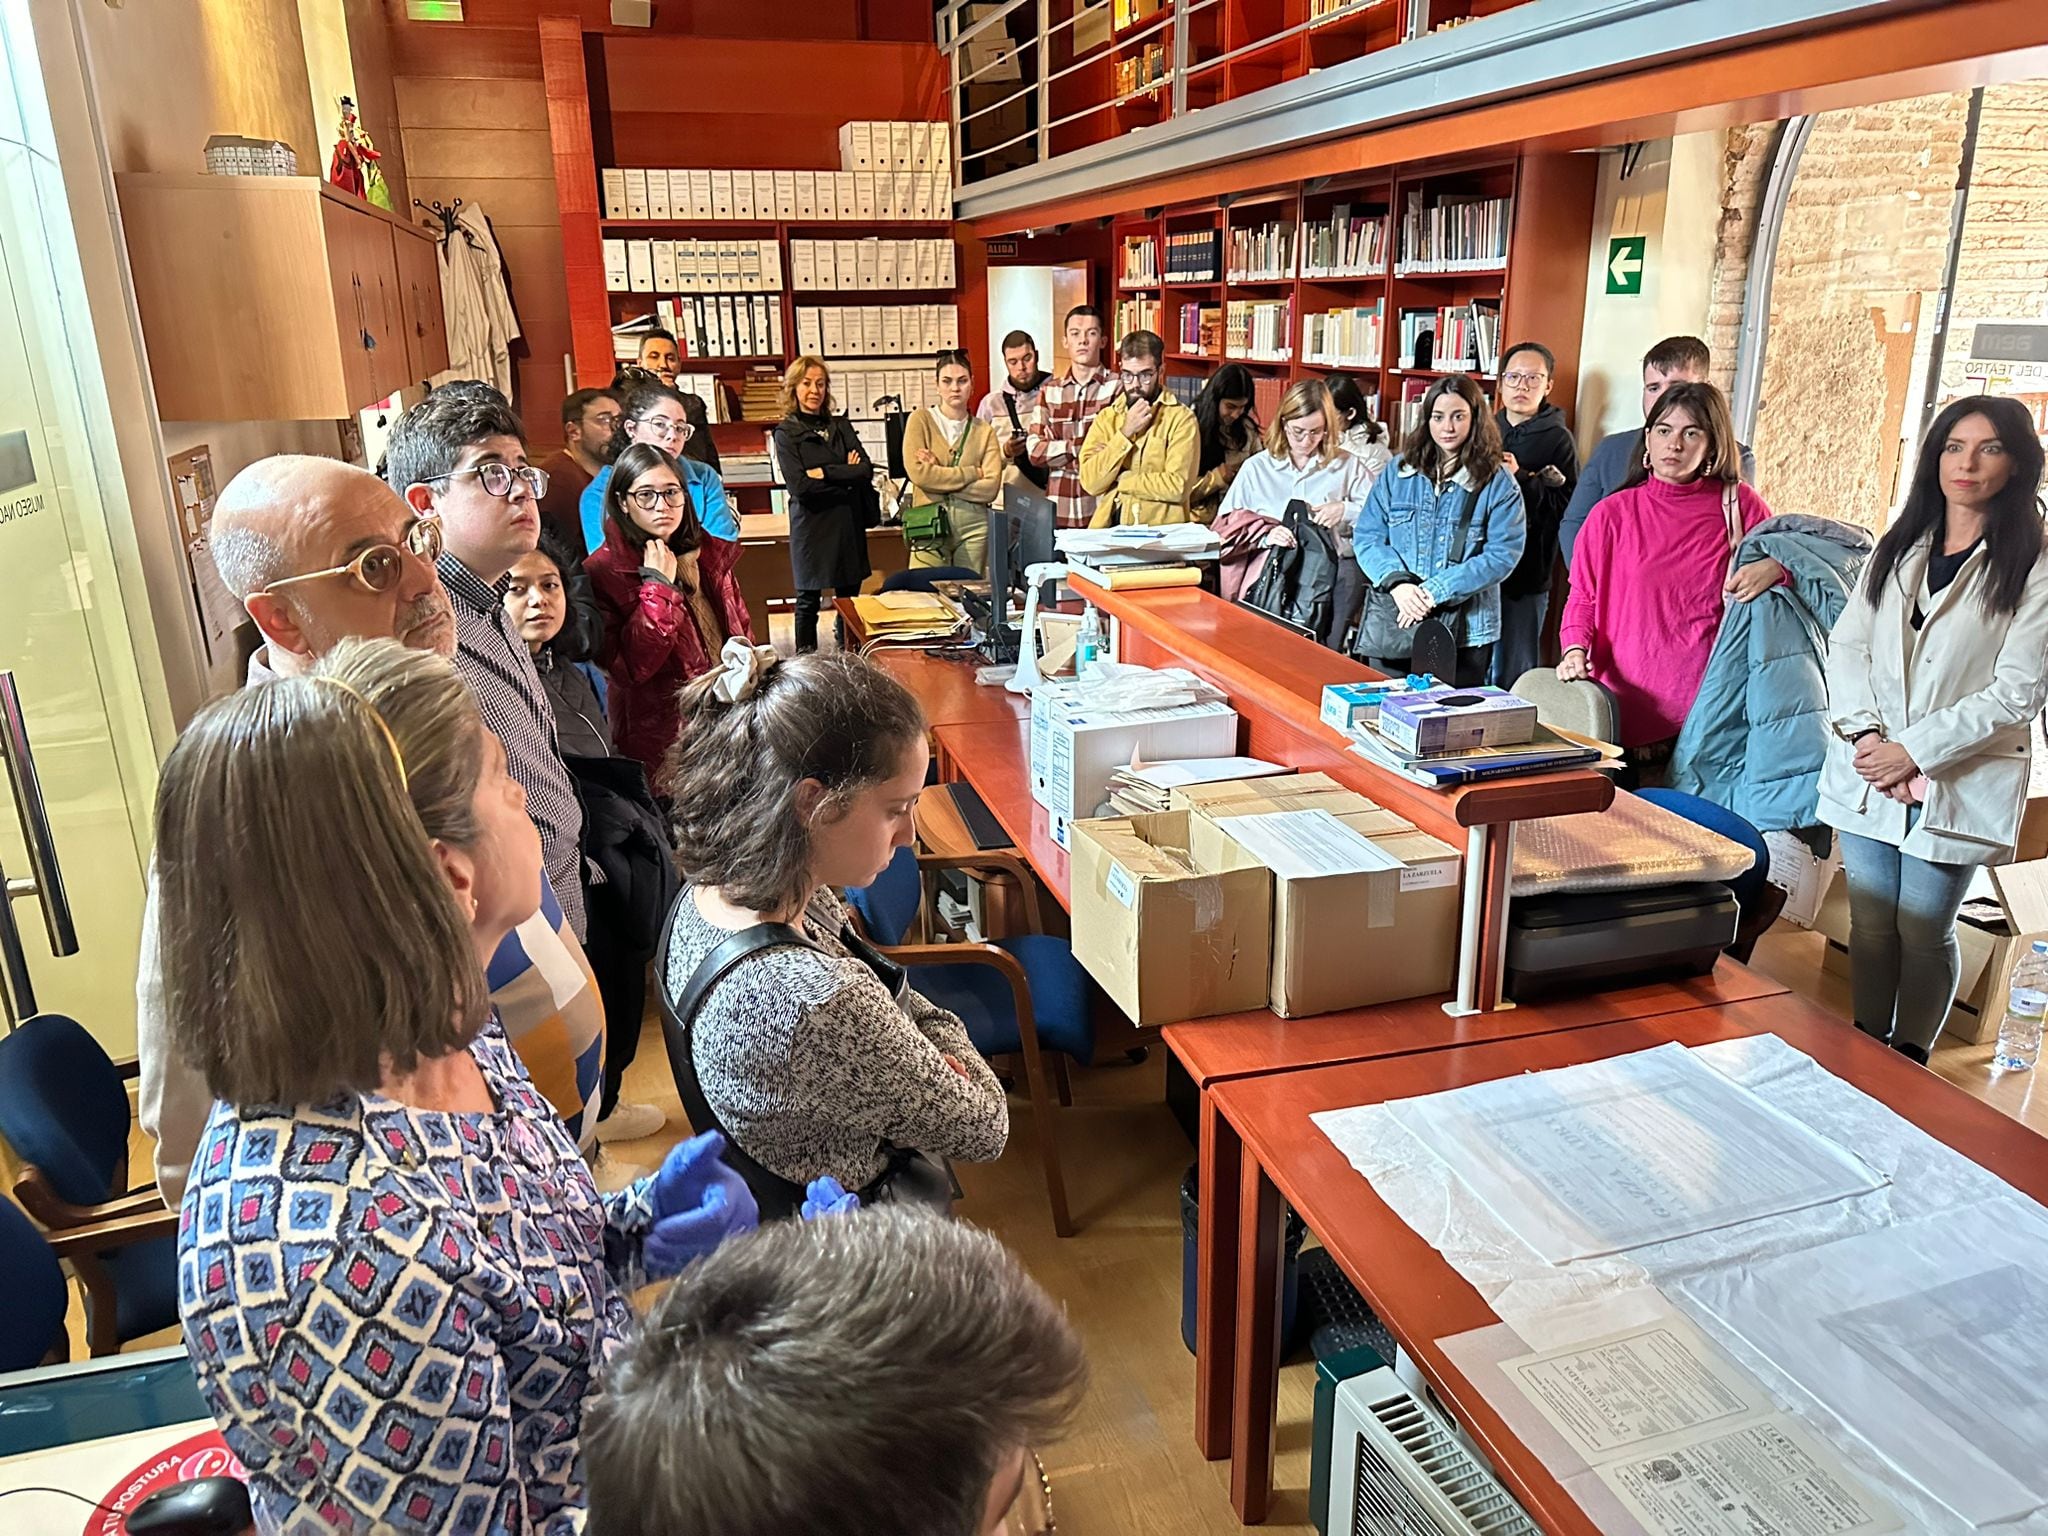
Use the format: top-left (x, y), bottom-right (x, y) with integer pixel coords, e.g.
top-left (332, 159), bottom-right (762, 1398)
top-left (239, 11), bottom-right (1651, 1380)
top-left (0, 847), bottom-right (35, 1028)
top-left (0, 671), bottom-right (79, 960)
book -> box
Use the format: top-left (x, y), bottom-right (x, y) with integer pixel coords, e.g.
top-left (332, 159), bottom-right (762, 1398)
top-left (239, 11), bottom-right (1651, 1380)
top-left (1065, 562), bottom-right (1203, 592)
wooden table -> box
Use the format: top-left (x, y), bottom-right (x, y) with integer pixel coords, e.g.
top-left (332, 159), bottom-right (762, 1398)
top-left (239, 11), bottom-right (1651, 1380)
top-left (932, 718), bottom-right (1070, 909)
top-left (1209, 992), bottom-right (2048, 1524)
top-left (867, 646), bottom-right (1030, 730)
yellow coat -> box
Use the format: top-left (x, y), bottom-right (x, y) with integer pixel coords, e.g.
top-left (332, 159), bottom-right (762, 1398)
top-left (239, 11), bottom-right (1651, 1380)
top-left (1078, 393), bottom-right (1200, 527)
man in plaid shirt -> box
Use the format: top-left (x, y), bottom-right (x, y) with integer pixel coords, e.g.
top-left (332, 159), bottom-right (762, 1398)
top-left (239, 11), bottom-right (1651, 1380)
top-left (1026, 305), bottom-right (1119, 528)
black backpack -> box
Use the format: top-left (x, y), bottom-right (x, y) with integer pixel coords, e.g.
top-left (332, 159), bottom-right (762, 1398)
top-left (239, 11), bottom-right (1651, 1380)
top-left (1242, 499), bottom-right (1339, 641)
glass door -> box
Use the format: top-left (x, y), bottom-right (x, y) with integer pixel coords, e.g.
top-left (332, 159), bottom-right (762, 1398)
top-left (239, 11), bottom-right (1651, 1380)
top-left (0, 1), bottom-right (165, 1053)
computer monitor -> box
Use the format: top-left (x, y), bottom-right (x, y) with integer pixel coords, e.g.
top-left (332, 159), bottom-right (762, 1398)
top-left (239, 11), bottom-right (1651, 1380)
top-left (1005, 482), bottom-right (1058, 589)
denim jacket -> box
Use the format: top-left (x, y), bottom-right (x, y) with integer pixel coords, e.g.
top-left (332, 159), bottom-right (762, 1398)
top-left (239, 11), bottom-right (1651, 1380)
top-left (1352, 458), bottom-right (1526, 656)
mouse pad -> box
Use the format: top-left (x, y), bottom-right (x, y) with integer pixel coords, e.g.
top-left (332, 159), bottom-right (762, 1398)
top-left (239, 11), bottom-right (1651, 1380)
top-left (0, 1421), bottom-right (242, 1534)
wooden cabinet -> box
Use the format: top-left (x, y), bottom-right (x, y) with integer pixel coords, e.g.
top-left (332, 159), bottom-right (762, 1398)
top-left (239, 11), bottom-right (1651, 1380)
top-left (117, 174), bottom-right (447, 421)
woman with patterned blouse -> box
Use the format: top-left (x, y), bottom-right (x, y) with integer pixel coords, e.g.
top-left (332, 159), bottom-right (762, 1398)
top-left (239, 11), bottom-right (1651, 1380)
top-left (153, 639), bottom-right (760, 1534)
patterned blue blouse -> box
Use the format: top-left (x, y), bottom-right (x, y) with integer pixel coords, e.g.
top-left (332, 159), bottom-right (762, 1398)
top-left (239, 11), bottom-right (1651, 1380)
top-left (178, 1017), bottom-right (655, 1534)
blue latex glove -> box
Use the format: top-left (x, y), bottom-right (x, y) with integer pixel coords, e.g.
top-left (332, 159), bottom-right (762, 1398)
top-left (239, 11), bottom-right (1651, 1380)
top-left (641, 1130), bottom-right (759, 1278)
top-left (801, 1176), bottom-right (861, 1221)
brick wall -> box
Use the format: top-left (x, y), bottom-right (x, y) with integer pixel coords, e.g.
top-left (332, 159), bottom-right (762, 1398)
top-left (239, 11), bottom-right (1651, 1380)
top-left (1942, 82), bottom-right (2048, 399)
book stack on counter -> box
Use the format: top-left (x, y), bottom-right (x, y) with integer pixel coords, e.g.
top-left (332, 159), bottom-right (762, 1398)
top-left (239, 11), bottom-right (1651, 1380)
top-left (1344, 685), bottom-right (1606, 787)
top-left (1105, 756), bottom-right (1288, 816)
top-left (1055, 524), bottom-right (1220, 592)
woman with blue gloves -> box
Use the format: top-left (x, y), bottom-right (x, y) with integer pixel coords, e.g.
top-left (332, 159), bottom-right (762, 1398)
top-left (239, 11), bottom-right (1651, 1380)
top-left (1351, 374), bottom-right (1526, 687)
top-left (153, 639), bottom-right (777, 1536)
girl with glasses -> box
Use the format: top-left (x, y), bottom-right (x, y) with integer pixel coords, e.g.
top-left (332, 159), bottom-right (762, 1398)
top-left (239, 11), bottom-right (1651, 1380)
top-left (579, 380), bottom-right (739, 557)
top-left (585, 442), bottom-right (755, 777)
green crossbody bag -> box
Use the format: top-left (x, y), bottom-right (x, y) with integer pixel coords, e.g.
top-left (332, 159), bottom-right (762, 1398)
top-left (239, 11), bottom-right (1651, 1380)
top-left (904, 419), bottom-right (970, 549)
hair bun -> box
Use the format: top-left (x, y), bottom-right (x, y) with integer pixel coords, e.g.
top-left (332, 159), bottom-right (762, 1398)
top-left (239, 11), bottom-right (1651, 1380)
top-left (711, 638), bottom-right (781, 703)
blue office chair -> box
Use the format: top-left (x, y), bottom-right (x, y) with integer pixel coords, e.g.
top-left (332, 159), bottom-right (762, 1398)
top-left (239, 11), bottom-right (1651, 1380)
top-left (1637, 788), bottom-right (1786, 963)
top-left (846, 844), bottom-right (1094, 1236)
top-left (880, 564), bottom-right (979, 593)
top-left (0, 1195), bottom-right (71, 1370)
top-left (0, 1014), bottom-right (179, 1356)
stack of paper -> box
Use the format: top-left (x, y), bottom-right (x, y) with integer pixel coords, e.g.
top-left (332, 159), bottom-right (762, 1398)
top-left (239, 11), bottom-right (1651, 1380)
top-left (1054, 524), bottom-right (1220, 581)
top-left (1105, 756), bottom-right (1287, 816)
top-left (1347, 718), bottom-right (1605, 788)
top-left (849, 589), bottom-right (965, 642)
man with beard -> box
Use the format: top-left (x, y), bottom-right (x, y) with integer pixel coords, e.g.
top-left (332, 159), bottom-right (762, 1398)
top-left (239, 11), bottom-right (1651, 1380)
top-left (975, 328), bottom-right (1052, 489)
top-left (538, 387), bottom-right (621, 553)
top-left (137, 456), bottom-right (609, 1203)
top-left (1078, 328), bottom-right (1200, 527)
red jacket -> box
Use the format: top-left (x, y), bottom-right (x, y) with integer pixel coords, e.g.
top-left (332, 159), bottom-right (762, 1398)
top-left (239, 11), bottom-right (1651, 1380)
top-left (584, 520), bottom-right (753, 777)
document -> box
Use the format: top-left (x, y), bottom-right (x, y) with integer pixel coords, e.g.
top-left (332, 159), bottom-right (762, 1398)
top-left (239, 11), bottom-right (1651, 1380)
top-left (1215, 809), bottom-right (1403, 881)
top-left (1682, 1198), bottom-right (2048, 1527)
top-left (1603, 1421), bottom-right (1900, 1536)
top-left (1383, 1044), bottom-right (1886, 1264)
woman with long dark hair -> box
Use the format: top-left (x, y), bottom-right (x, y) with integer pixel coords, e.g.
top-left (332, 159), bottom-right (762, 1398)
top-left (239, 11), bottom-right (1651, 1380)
top-left (1322, 374), bottom-right (1390, 648)
top-left (1351, 374), bottom-right (1525, 686)
top-left (1188, 362), bottom-right (1259, 523)
top-left (1819, 395), bottom-right (2048, 1064)
top-left (585, 441), bottom-right (753, 776)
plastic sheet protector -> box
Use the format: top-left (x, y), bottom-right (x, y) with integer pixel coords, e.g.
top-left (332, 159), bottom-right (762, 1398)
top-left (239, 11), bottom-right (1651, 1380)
top-left (1373, 1042), bottom-right (1886, 1262)
top-left (1313, 1034), bottom-right (2048, 1533)
top-left (1511, 788), bottom-right (1757, 897)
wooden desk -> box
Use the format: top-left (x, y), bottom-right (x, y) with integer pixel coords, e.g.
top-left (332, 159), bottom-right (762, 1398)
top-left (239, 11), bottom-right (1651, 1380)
top-left (867, 646), bottom-right (1030, 729)
top-left (932, 719), bottom-right (1071, 909)
top-left (1210, 993), bottom-right (2048, 1524)
top-left (1170, 964), bottom-right (1790, 1469)
top-left (1083, 585), bottom-right (1616, 1015)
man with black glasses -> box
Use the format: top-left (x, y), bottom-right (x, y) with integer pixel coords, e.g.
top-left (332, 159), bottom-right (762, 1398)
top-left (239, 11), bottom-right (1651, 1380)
top-left (1077, 328), bottom-right (1200, 527)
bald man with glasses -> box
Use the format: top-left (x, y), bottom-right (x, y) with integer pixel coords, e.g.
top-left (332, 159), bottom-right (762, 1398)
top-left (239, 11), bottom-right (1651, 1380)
top-left (138, 455), bottom-right (611, 1205)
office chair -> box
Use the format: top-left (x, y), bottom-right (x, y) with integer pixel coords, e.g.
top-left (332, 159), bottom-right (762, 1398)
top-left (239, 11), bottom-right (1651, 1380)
top-left (880, 564), bottom-right (979, 593)
top-left (1637, 788), bottom-right (1786, 962)
top-left (1512, 666), bottom-right (1620, 745)
top-left (0, 1194), bottom-right (70, 1370)
top-left (0, 1014), bottom-right (179, 1356)
top-left (846, 844), bottom-right (1093, 1236)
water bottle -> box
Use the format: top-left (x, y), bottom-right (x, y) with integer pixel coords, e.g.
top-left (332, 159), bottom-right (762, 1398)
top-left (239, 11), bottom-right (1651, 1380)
top-left (1075, 605), bottom-right (1104, 680)
top-left (1993, 939), bottom-right (2048, 1072)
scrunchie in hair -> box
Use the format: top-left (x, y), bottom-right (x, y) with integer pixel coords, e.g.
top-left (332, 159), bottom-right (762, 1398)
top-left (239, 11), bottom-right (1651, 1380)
top-left (711, 637), bottom-right (781, 703)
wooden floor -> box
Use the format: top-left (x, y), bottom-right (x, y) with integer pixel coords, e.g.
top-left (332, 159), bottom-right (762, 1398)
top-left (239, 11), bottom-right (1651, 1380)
top-left (85, 917), bottom-right (2046, 1532)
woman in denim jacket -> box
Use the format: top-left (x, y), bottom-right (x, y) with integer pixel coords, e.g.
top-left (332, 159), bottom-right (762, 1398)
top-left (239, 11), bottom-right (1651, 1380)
top-left (1352, 375), bottom-right (1526, 687)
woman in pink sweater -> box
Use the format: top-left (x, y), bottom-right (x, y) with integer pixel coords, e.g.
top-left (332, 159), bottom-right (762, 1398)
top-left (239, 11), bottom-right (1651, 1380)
top-left (1559, 382), bottom-right (1780, 753)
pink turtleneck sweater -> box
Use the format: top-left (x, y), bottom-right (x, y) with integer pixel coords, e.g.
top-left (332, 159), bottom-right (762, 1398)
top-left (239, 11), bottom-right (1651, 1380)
top-left (1559, 475), bottom-right (1774, 747)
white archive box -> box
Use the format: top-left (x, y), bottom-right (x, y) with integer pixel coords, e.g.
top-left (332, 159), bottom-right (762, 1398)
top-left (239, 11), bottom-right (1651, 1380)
top-left (626, 240), bottom-right (654, 293)
top-left (1028, 684), bottom-right (1241, 821)
top-left (774, 170), bottom-right (797, 220)
top-left (623, 168), bottom-right (650, 220)
top-left (603, 239), bottom-right (628, 291)
top-left (837, 172), bottom-right (859, 218)
top-left (667, 170), bottom-right (690, 218)
top-left (795, 171), bottom-right (817, 220)
top-left (602, 168), bottom-right (627, 219)
top-left (816, 174), bottom-right (838, 221)
top-left (689, 170), bottom-right (713, 220)
top-left (732, 173), bottom-right (754, 220)
top-left (891, 121), bottom-right (915, 170)
top-left (754, 171), bottom-right (776, 214)
top-left (647, 171), bottom-right (671, 220)
top-left (652, 240), bottom-right (677, 291)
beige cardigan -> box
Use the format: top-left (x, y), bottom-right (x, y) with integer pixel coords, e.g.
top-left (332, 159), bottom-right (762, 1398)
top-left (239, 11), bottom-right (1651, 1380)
top-left (904, 407), bottom-right (1004, 512)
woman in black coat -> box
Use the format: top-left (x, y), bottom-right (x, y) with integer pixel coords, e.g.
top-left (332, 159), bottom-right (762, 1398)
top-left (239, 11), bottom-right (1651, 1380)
top-left (772, 357), bottom-right (876, 652)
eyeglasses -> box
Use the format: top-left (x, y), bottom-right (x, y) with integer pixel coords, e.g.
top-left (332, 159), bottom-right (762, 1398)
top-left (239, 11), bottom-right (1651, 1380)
top-left (635, 417), bottom-right (695, 446)
top-left (627, 484), bottom-right (690, 512)
top-left (1500, 370), bottom-right (1549, 387)
top-left (264, 516), bottom-right (443, 596)
top-left (435, 462), bottom-right (548, 499)
top-left (1283, 420), bottom-right (1325, 442)
top-left (1118, 369), bottom-right (1159, 389)
top-left (585, 409), bottom-right (622, 431)
top-left (999, 1452), bottom-right (1056, 1536)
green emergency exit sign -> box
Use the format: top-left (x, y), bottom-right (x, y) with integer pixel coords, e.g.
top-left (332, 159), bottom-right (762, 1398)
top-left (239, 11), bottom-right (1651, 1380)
top-left (1606, 236), bottom-right (1646, 296)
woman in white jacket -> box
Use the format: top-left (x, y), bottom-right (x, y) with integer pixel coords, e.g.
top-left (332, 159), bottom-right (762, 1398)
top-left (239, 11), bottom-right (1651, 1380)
top-left (1819, 396), bottom-right (2048, 1063)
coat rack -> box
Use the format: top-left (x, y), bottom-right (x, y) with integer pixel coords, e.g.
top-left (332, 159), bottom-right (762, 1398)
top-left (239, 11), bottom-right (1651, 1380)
top-left (412, 196), bottom-right (462, 238)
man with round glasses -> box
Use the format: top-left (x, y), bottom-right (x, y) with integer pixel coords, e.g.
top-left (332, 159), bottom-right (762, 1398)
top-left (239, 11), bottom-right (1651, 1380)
top-left (138, 454), bottom-right (609, 1203)
top-left (1077, 328), bottom-right (1200, 527)
top-left (578, 377), bottom-right (738, 556)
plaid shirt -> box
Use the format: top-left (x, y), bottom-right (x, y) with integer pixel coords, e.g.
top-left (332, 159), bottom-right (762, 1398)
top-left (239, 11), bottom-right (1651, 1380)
top-left (1026, 366), bottom-right (1120, 527)
top-left (441, 551), bottom-right (588, 941)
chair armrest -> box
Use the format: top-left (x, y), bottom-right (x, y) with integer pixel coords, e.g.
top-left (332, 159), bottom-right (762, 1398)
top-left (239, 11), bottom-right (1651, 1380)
top-left (43, 1203), bottom-right (180, 1260)
top-left (877, 941), bottom-right (1034, 1022)
top-left (14, 1167), bottom-right (169, 1231)
top-left (910, 851), bottom-right (1046, 933)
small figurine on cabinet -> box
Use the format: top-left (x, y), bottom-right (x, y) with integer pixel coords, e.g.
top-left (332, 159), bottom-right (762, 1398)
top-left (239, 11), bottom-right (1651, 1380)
top-left (328, 95), bottom-right (391, 210)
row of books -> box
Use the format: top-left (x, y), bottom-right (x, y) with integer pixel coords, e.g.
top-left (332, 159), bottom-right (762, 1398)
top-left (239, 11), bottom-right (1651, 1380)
top-left (611, 295), bottom-right (783, 362)
top-left (603, 238), bottom-right (782, 295)
top-left (1165, 229), bottom-right (1223, 282)
top-left (1226, 298), bottom-right (1292, 363)
top-left (794, 304), bottom-right (961, 359)
top-left (1176, 302), bottom-right (1223, 358)
top-left (1397, 300), bottom-right (1501, 373)
top-left (602, 167), bottom-right (949, 224)
top-left (833, 120), bottom-right (950, 175)
top-left (1227, 219), bottom-right (1297, 283)
top-left (1121, 234), bottom-right (1160, 287)
top-left (1395, 190), bottom-right (1512, 274)
top-left (1300, 205), bottom-right (1389, 278)
top-left (1114, 42), bottom-right (1170, 98)
top-left (1348, 717), bottom-right (1601, 787)
top-left (789, 238), bottom-right (956, 293)
top-left (1115, 297), bottom-right (1161, 340)
top-left (1301, 302), bottom-right (1383, 370)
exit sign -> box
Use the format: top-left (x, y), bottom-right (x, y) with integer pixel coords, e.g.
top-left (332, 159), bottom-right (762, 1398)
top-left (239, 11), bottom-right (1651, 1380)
top-left (1605, 236), bottom-right (1645, 296)
top-left (986, 239), bottom-right (1019, 257)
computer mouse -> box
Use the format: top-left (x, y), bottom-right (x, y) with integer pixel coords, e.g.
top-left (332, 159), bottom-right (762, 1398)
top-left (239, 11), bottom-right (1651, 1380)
top-left (122, 1476), bottom-right (255, 1536)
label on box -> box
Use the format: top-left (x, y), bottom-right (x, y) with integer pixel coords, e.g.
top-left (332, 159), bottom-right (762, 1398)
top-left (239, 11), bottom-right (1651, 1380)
top-left (1215, 809), bottom-right (1402, 880)
top-left (1106, 863), bottom-right (1137, 908)
top-left (1400, 859), bottom-right (1459, 892)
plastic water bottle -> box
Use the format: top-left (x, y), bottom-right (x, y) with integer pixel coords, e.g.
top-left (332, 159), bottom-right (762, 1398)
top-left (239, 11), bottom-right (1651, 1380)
top-left (1994, 940), bottom-right (2048, 1072)
top-left (1075, 605), bottom-right (1105, 680)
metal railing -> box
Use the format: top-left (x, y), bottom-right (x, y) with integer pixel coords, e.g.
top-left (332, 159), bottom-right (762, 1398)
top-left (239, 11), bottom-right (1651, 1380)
top-left (936, 0), bottom-right (1426, 188)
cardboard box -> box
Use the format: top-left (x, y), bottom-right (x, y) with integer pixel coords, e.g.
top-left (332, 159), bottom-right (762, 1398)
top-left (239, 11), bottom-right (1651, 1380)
top-left (1378, 686), bottom-right (1536, 756)
top-left (1175, 773), bottom-right (1461, 1015)
top-left (1029, 684), bottom-right (1240, 820)
top-left (1319, 680), bottom-right (1426, 734)
top-left (1070, 811), bottom-right (1272, 1026)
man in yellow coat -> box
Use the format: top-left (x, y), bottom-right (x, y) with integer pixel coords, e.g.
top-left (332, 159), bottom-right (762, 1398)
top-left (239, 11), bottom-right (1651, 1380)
top-left (1079, 329), bottom-right (1200, 527)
